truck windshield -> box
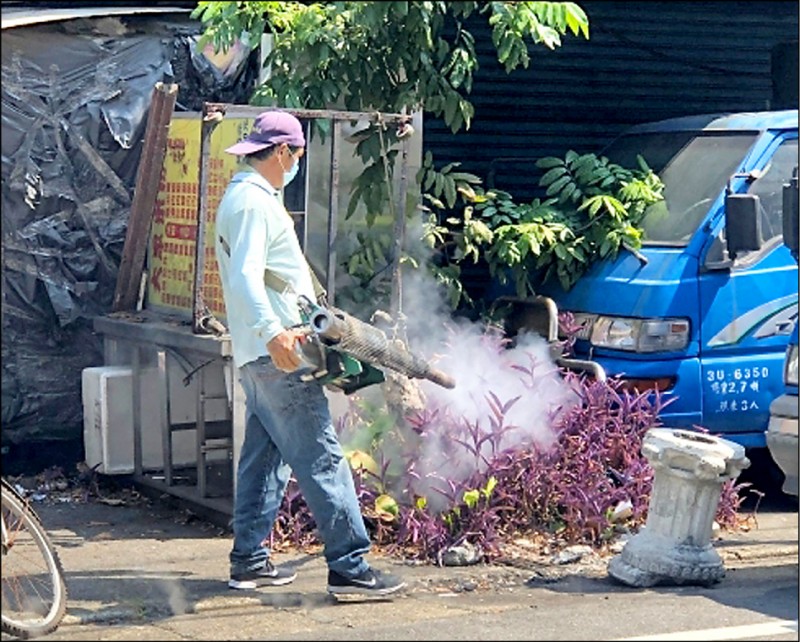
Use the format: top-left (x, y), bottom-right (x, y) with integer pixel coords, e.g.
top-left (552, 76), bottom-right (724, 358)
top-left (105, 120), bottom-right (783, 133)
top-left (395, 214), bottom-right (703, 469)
top-left (603, 131), bottom-right (758, 245)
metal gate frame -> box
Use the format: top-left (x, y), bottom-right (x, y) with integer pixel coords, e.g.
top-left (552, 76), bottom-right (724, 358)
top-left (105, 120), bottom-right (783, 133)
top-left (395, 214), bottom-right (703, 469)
top-left (191, 102), bottom-right (414, 334)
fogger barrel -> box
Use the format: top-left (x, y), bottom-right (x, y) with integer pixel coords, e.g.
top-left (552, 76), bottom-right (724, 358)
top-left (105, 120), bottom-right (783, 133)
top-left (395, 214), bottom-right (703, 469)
top-left (308, 307), bottom-right (456, 390)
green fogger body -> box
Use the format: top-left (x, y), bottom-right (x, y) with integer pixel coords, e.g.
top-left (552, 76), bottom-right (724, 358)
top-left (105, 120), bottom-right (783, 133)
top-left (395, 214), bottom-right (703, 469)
top-left (296, 297), bottom-right (456, 394)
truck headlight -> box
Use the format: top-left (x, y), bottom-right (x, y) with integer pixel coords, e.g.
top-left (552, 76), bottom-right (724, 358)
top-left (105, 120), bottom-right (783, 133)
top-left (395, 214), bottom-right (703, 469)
top-left (786, 344), bottom-right (799, 387)
top-left (590, 316), bottom-right (690, 353)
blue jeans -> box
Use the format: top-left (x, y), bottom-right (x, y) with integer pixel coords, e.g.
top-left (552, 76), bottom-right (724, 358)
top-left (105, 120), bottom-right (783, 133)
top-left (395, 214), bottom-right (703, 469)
top-left (229, 357), bottom-right (371, 579)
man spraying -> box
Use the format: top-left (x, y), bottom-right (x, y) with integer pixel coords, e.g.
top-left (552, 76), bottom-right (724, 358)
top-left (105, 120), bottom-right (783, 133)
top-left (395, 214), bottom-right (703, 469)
top-left (215, 109), bottom-right (406, 598)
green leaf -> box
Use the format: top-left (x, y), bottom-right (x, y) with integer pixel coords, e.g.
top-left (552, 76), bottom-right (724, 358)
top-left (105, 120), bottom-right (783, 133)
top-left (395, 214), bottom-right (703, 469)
top-left (600, 175), bottom-right (617, 189)
top-left (558, 182), bottom-right (577, 204)
top-left (449, 171), bottom-right (482, 183)
top-left (444, 175), bottom-right (457, 208)
top-left (423, 169), bottom-right (437, 192)
top-left (545, 175), bottom-right (572, 196)
top-left (572, 153), bottom-right (596, 171)
top-left (444, 92), bottom-right (459, 126)
top-left (439, 161), bottom-right (459, 174)
top-left (535, 157), bottom-right (564, 169)
top-left (497, 35), bottom-right (513, 63)
top-left (540, 166), bottom-right (568, 186)
top-left (565, 4), bottom-right (590, 38)
top-left (450, 109), bottom-right (465, 133)
top-left (434, 172), bottom-right (445, 196)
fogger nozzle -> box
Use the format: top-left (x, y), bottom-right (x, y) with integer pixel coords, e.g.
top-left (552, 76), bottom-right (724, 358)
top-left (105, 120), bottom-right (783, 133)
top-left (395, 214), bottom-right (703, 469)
top-left (309, 307), bottom-right (456, 390)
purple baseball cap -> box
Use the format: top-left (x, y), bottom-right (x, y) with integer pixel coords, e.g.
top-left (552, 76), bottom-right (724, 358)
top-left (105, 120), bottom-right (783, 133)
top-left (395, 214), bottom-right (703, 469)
top-left (224, 109), bottom-right (306, 155)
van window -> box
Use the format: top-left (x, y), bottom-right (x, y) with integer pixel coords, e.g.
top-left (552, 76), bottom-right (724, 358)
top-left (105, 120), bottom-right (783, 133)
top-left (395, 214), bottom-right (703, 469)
top-left (746, 138), bottom-right (798, 244)
top-left (604, 132), bottom-right (757, 246)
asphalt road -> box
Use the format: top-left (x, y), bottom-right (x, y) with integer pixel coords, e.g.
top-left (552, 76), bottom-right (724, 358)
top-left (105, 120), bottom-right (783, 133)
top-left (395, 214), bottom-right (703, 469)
top-left (2, 487), bottom-right (796, 642)
top-left (8, 552), bottom-right (797, 641)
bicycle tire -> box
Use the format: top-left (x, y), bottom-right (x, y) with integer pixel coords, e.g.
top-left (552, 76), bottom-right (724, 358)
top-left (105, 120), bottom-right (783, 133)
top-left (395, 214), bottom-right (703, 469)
top-left (1, 478), bottom-right (68, 640)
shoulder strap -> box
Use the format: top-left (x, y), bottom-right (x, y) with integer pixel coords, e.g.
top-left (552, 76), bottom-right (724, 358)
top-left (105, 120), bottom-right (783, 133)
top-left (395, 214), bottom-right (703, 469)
top-left (219, 175), bottom-right (327, 303)
top-left (303, 262), bottom-right (328, 304)
top-left (218, 234), bottom-right (327, 304)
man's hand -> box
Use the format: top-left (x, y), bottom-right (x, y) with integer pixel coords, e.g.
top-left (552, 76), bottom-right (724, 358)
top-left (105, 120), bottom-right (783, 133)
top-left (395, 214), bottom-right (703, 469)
top-left (267, 329), bottom-right (306, 372)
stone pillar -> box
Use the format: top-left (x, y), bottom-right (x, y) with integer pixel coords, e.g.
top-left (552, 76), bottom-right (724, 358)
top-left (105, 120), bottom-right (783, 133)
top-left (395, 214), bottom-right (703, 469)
top-left (608, 428), bottom-right (750, 587)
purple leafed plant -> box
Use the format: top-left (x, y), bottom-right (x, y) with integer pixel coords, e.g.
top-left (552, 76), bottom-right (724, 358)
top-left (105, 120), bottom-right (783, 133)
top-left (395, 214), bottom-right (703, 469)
top-left (269, 317), bottom-right (751, 563)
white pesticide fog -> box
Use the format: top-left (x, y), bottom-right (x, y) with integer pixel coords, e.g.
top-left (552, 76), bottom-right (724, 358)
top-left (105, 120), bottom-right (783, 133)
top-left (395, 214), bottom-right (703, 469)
top-left (337, 265), bottom-right (581, 511)
top-left (418, 320), bottom-right (576, 452)
top-left (401, 267), bottom-right (577, 445)
top-left (408, 319), bottom-right (578, 511)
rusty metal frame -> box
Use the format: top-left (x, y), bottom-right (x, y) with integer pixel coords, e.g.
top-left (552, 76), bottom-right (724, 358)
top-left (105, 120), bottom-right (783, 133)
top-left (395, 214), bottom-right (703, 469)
top-left (113, 82), bottom-right (178, 312)
top-left (191, 105), bottom-right (225, 333)
top-left (97, 103), bottom-right (416, 518)
top-left (190, 102), bottom-right (412, 333)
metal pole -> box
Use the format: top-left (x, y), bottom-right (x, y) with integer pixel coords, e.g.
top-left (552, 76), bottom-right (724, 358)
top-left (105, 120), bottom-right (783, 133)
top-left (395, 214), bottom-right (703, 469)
top-left (390, 134), bottom-right (410, 322)
top-left (192, 105), bottom-right (224, 333)
top-left (326, 120), bottom-right (342, 305)
top-left (203, 103), bottom-right (408, 125)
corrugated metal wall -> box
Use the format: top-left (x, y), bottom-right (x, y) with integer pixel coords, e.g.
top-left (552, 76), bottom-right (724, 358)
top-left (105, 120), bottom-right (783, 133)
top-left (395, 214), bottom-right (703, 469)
top-left (423, 1), bottom-right (799, 202)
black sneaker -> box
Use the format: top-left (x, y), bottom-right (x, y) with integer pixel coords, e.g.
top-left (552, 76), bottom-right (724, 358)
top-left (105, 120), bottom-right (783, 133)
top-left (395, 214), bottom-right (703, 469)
top-left (228, 561), bottom-right (297, 590)
top-left (327, 567), bottom-right (407, 598)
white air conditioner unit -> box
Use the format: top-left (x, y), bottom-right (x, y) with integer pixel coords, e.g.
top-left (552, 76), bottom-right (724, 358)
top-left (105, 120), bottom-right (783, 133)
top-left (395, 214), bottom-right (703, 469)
top-left (82, 366), bottom-right (197, 474)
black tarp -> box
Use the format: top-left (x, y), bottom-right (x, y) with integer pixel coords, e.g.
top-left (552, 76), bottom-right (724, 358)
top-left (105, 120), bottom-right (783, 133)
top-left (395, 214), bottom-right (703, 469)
top-left (1, 14), bottom-right (257, 464)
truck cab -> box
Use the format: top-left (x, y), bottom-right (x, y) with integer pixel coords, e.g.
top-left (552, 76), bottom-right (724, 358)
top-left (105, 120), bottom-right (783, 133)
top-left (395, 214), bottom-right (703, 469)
top-left (534, 110), bottom-right (799, 450)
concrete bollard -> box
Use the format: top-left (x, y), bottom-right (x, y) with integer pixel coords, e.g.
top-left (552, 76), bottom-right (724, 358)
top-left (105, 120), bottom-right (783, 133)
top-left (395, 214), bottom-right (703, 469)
top-left (608, 427), bottom-right (750, 588)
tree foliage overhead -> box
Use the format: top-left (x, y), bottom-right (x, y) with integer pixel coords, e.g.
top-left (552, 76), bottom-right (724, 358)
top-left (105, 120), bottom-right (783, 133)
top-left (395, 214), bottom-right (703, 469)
top-left (193, 1), bottom-right (589, 133)
top-left (192, 3), bottom-right (663, 310)
top-left (193, 2), bottom-right (602, 309)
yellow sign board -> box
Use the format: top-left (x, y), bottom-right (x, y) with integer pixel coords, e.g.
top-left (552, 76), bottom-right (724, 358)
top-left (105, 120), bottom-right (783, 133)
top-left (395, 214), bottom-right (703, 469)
top-left (147, 115), bottom-right (250, 319)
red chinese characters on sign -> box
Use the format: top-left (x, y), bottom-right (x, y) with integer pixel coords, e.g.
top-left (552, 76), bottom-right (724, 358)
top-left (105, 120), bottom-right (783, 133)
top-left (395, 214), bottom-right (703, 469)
top-left (147, 117), bottom-right (246, 319)
top-left (165, 223), bottom-right (197, 241)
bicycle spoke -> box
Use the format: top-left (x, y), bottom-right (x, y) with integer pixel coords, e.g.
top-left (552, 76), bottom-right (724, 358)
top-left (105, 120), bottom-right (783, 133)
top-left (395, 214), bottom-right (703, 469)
top-left (2, 481), bottom-right (68, 639)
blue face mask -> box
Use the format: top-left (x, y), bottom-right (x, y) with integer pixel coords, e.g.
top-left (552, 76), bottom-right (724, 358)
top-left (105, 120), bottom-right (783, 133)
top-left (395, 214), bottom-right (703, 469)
top-left (283, 153), bottom-right (300, 187)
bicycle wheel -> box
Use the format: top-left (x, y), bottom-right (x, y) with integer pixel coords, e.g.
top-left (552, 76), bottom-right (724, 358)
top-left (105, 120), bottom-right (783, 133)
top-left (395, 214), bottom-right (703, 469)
top-left (1, 479), bottom-right (67, 639)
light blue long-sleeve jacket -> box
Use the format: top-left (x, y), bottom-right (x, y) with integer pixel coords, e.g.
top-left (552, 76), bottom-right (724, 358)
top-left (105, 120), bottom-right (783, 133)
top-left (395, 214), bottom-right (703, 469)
top-left (214, 168), bottom-right (316, 368)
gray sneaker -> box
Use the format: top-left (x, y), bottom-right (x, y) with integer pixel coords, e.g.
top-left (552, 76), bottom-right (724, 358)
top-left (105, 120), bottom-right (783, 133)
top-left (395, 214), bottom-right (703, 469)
top-left (228, 561), bottom-right (297, 589)
top-left (327, 567), bottom-right (407, 598)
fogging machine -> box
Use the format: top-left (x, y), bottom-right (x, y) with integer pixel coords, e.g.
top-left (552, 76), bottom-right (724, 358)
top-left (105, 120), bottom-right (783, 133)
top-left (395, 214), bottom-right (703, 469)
top-left (295, 295), bottom-right (456, 394)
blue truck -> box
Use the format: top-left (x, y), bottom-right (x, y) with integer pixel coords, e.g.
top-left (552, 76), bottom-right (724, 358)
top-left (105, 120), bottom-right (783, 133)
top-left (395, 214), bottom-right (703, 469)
top-left (766, 169), bottom-right (798, 496)
top-left (499, 110), bottom-right (798, 451)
